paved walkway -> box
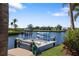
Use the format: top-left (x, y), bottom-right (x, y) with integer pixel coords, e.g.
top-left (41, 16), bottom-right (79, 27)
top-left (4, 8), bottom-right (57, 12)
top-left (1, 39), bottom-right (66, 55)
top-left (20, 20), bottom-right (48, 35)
top-left (8, 48), bottom-right (34, 56)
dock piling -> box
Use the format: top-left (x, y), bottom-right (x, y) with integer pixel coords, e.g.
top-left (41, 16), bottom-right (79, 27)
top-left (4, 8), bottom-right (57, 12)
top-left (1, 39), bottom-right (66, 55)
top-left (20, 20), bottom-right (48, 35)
top-left (14, 39), bottom-right (17, 48)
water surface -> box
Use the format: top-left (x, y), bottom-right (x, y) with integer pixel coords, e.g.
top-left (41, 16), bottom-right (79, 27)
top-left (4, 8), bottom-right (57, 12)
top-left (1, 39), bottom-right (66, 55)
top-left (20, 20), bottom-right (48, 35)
top-left (8, 32), bottom-right (65, 49)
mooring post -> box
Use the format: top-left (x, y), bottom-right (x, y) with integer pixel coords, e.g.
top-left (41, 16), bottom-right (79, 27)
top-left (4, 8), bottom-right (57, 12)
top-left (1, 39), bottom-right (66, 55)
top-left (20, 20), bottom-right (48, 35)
top-left (17, 40), bottom-right (21, 47)
top-left (53, 37), bottom-right (56, 47)
top-left (14, 39), bottom-right (17, 48)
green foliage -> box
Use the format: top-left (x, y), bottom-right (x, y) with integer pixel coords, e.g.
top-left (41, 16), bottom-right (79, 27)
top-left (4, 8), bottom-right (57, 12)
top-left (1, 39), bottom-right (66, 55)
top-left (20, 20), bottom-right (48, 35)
top-left (8, 28), bottom-right (24, 35)
top-left (13, 18), bottom-right (17, 23)
top-left (27, 24), bottom-right (33, 32)
top-left (26, 24), bottom-right (64, 32)
top-left (64, 29), bottom-right (79, 51)
top-left (56, 25), bottom-right (62, 30)
top-left (11, 22), bottom-right (13, 25)
top-left (11, 18), bottom-right (18, 29)
top-left (74, 12), bottom-right (79, 21)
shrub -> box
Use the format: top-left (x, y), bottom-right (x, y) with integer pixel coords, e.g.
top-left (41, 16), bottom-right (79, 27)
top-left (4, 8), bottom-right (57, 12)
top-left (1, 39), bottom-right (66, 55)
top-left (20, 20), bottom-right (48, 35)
top-left (64, 29), bottom-right (79, 52)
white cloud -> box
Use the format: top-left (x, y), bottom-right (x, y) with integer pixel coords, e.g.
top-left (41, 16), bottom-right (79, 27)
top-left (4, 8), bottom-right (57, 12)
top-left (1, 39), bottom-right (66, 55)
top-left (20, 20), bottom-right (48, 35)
top-left (51, 7), bottom-right (69, 17)
top-left (9, 3), bottom-right (26, 12)
top-left (52, 12), bottom-right (67, 16)
top-left (61, 7), bottom-right (69, 12)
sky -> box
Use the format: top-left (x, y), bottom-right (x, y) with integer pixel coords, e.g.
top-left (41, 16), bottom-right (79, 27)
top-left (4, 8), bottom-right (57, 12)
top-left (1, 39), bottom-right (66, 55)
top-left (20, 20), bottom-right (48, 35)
top-left (9, 3), bottom-right (79, 28)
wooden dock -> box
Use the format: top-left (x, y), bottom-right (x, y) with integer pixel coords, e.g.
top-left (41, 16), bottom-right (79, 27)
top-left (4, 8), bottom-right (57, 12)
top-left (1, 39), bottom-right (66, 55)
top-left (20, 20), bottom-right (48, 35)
top-left (8, 48), bottom-right (34, 56)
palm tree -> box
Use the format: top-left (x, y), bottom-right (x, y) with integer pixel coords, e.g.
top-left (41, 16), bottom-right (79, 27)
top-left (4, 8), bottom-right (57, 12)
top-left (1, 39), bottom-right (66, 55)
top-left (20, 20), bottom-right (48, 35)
top-left (68, 3), bottom-right (75, 30)
top-left (70, 3), bottom-right (79, 30)
top-left (14, 18), bottom-right (17, 24)
top-left (11, 18), bottom-right (18, 30)
top-left (0, 3), bottom-right (8, 56)
top-left (14, 24), bottom-right (18, 29)
top-left (73, 4), bottom-right (79, 21)
top-left (11, 22), bottom-right (13, 28)
top-left (64, 3), bottom-right (79, 30)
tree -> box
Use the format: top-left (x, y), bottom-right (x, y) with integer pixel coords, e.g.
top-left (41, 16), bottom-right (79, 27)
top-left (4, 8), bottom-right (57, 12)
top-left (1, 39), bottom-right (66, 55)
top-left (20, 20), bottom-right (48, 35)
top-left (40, 26), bottom-right (46, 30)
top-left (63, 3), bottom-right (79, 30)
top-left (47, 26), bottom-right (51, 30)
top-left (14, 18), bottom-right (17, 23)
top-left (0, 3), bottom-right (8, 55)
top-left (56, 25), bottom-right (62, 30)
top-left (73, 4), bottom-right (79, 21)
top-left (27, 24), bottom-right (33, 32)
top-left (35, 26), bottom-right (40, 29)
top-left (11, 22), bottom-right (13, 28)
top-left (11, 18), bottom-right (18, 30)
top-left (68, 3), bottom-right (75, 30)
top-left (69, 3), bottom-right (79, 30)
top-left (14, 24), bottom-right (18, 29)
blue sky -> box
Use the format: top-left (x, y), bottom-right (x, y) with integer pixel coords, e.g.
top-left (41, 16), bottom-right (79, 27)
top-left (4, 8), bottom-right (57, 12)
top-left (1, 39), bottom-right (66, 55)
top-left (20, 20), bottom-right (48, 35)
top-left (9, 3), bottom-right (79, 28)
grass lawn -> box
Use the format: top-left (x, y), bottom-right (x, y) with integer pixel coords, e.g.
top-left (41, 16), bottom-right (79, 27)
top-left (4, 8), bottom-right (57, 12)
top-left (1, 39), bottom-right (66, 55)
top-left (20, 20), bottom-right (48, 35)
top-left (40, 44), bottom-right (65, 56)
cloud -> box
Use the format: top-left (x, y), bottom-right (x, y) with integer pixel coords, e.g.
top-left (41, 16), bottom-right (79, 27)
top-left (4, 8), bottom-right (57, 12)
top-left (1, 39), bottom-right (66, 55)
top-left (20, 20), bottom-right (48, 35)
top-left (61, 7), bottom-right (69, 12)
top-left (52, 12), bottom-right (68, 16)
top-left (51, 7), bottom-right (69, 17)
top-left (9, 3), bottom-right (26, 12)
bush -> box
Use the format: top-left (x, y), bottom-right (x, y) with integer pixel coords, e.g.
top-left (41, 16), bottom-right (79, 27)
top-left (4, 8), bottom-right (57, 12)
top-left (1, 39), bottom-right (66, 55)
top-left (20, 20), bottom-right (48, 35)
top-left (64, 29), bottom-right (79, 52)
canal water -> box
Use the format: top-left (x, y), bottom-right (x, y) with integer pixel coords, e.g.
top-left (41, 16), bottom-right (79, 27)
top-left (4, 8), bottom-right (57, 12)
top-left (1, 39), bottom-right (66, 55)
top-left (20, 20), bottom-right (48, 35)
top-left (8, 32), bottom-right (65, 49)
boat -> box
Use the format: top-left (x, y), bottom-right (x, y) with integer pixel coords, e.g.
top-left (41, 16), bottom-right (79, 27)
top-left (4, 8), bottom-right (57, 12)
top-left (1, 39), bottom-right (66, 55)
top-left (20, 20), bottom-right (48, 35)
top-left (15, 38), bottom-right (56, 52)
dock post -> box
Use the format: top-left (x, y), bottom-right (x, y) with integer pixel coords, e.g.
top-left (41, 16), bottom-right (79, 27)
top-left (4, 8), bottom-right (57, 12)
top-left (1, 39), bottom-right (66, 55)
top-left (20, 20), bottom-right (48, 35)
top-left (14, 39), bottom-right (17, 48)
top-left (53, 38), bottom-right (55, 47)
top-left (17, 40), bottom-right (21, 47)
top-left (53, 43), bottom-right (55, 46)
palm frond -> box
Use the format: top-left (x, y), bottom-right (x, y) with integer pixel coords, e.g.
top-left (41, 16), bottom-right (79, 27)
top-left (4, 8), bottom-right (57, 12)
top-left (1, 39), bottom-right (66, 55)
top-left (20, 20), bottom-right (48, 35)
top-left (13, 18), bottom-right (17, 23)
top-left (74, 12), bottom-right (79, 21)
top-left (11, 22), bottom-right (13, 25)
top-left (72, 3), bottom-right (79, 10)
top-left (74, 7), bottom-right (79, 11)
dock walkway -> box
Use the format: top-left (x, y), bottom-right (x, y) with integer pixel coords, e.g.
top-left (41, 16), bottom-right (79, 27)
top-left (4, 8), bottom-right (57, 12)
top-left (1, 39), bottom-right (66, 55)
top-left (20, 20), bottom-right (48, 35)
top-left (8, 48), bottom-right (34, 56)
